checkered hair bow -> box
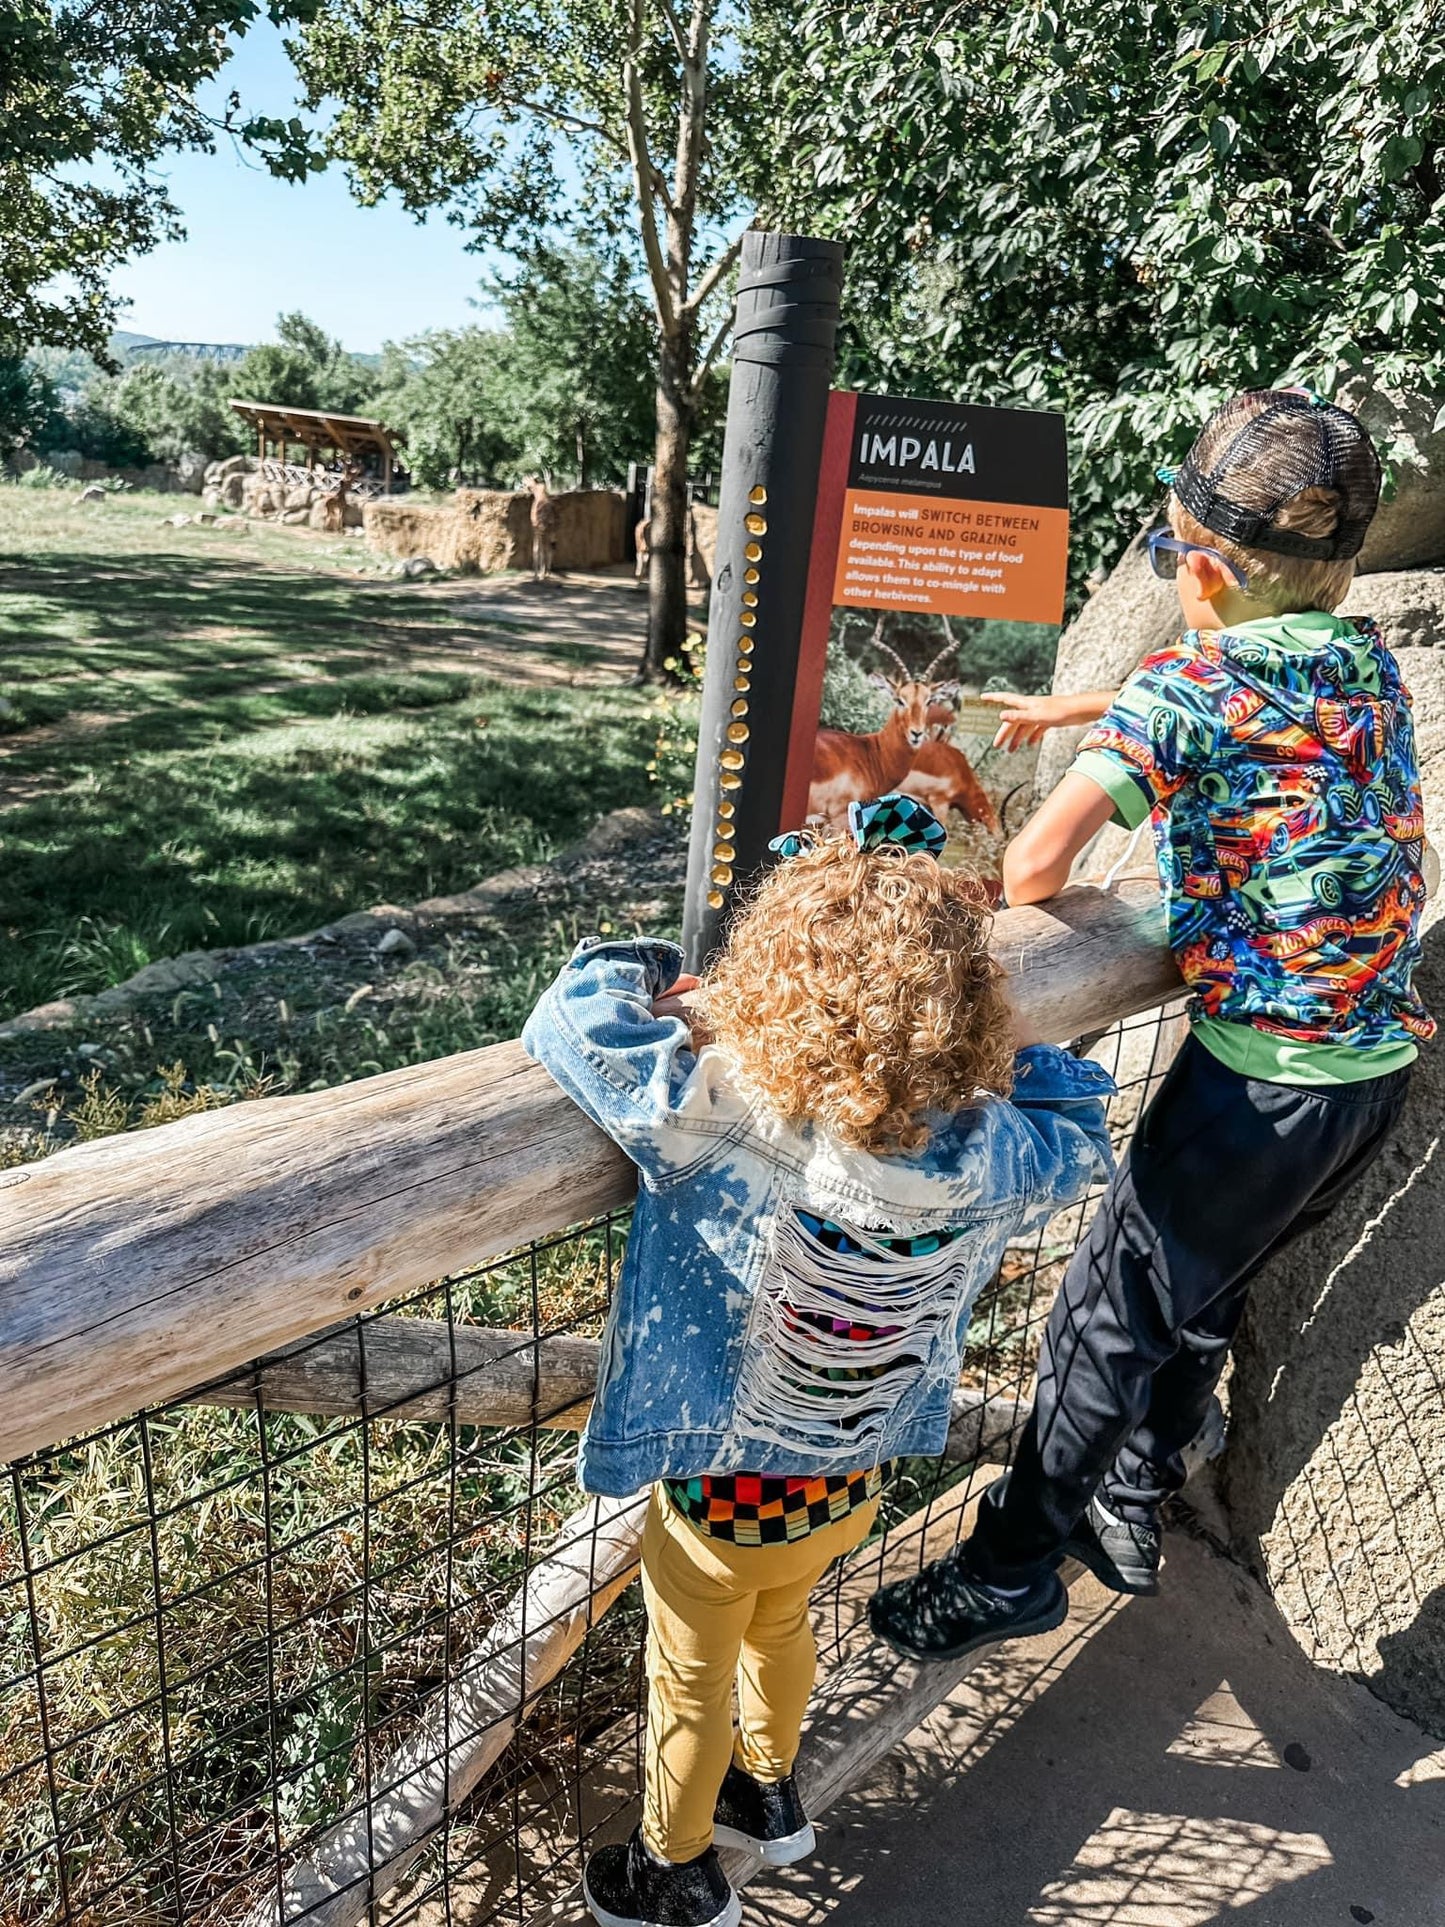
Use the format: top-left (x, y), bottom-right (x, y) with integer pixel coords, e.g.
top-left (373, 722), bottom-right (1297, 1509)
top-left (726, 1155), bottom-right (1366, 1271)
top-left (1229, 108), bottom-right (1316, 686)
top-left (768, 792), bottom-right (946, 863)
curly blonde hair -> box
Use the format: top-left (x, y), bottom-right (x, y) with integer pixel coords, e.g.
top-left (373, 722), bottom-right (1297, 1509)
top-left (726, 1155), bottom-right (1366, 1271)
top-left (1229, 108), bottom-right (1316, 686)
top-left (697, 838), bottom-right (1014, 1154)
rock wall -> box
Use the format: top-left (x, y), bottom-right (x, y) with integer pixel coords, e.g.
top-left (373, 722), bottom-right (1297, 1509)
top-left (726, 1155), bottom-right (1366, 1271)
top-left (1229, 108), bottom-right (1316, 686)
top-left (363, 488), bottom-right (627, 573)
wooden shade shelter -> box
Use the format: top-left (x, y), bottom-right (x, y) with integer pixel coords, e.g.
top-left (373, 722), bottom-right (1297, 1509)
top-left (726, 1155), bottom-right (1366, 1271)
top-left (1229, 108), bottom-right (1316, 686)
top-left (229, 399), bottom-right (404, 491)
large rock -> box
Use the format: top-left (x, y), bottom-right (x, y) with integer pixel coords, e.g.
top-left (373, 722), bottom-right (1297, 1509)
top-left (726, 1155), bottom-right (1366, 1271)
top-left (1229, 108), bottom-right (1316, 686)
top-left (206, 454), bottom-right (254, 487)
top-left (1033, 525), bottom-right (1181, 796)
top-left (1341, 381), bottom-right (1445, 574)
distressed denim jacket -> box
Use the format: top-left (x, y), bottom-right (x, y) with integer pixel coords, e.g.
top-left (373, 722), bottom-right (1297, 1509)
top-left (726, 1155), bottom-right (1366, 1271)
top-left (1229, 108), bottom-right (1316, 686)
top-left (522, 938), bottom-right (1116, 1497)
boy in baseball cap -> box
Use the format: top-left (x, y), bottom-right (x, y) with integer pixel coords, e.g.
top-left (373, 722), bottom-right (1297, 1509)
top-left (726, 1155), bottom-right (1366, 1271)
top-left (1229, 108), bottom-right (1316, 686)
top-left (871, 389), bottom-right (1435, 1660)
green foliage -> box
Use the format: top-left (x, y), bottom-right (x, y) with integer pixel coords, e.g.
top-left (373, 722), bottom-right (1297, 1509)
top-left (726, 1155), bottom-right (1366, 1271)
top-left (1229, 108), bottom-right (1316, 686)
top-left (234, 311), bottom-right (378, 414)
top-left (484, 244), bottom-right (658, 486)
top-left (764, 1), bottom-right (1445, 588)
top-left (0, 350), bottom-right (58, 463)
top-left (0, 1), bottom-right (321, 361)
top-left (374, 327), bottom-right (512, 489)
top-left (818, 637), bottom-right (890, 733)
top-left (94, 358), bottom-right (250, 466)
top-left (377, 245), bottom-right (657, 489)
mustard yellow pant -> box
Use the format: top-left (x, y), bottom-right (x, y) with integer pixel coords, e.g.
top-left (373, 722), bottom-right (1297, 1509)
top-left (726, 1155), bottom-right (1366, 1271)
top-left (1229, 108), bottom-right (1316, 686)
top-left (640, 1486), bottom-right (880, 1863)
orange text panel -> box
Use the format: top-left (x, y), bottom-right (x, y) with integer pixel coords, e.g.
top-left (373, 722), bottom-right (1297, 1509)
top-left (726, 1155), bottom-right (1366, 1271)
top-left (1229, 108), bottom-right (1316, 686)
top-left (833, 492), bottom-right (1069, 623)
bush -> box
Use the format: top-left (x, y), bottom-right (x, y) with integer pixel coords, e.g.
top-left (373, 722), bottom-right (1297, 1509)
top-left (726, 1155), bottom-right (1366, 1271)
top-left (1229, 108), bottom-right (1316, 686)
top-left (819, 638), bottom-right (890, 732)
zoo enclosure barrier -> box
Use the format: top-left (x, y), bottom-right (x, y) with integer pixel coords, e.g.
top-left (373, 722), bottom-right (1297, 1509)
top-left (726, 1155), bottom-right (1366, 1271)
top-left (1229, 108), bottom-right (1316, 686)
top-left (0, 883), bottom-right (1183, 1927)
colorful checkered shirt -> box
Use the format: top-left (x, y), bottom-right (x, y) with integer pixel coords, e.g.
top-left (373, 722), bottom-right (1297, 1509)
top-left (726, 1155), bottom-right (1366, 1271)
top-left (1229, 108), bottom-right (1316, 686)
top-left (660, 1214), bottom-right (963, 1545)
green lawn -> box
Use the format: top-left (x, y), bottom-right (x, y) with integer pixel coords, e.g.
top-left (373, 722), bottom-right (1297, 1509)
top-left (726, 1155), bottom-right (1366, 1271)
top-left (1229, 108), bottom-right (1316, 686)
top-left (0, 487), bottom-right (658, 1021)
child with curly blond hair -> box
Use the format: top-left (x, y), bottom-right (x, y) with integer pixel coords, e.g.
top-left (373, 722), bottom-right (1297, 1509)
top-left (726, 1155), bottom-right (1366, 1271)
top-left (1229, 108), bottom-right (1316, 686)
top-left (524, 794), bottom-right (1114, 1927)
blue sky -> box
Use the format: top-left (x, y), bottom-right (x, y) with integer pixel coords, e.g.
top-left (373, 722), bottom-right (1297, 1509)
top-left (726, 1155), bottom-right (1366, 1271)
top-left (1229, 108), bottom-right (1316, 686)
top-left (109, 22), bottom-right (493, 354)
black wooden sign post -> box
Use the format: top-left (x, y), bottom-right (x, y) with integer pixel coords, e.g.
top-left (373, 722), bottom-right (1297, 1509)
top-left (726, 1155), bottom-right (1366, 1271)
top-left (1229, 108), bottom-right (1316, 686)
top-left (680, 231), bottom-right (844, 972)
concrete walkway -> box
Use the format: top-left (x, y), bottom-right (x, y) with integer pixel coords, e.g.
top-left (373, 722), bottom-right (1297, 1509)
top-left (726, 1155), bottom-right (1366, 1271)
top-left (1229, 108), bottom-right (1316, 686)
top-left (748, 1531), bottom-right (1445, 1926)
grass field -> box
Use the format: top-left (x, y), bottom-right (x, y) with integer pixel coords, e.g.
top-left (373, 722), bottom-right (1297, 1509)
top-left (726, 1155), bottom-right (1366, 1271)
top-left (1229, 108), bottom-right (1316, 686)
top-left (0, 486), bottom-right (659, 1024)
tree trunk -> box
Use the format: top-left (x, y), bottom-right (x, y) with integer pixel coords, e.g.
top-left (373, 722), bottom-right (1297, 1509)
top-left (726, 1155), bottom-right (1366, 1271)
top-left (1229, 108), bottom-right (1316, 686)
top-left (640, 330), bottom-right (695, 683)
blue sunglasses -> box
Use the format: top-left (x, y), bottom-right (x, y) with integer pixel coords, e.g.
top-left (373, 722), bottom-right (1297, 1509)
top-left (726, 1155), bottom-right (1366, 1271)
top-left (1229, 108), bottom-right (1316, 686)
top-left (1145, 525), bottom-right (1249, 592)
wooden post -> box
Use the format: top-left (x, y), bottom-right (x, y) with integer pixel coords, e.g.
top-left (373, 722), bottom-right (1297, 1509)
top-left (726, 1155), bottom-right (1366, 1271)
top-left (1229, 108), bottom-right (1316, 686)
top-left (682, 233), bottom-right (845, 971)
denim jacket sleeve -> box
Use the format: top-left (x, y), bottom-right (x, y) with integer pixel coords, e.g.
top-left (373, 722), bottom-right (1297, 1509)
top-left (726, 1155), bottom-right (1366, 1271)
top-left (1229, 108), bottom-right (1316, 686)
top-left (522, 937), bottom-right (719, 1181)
top-left (1007, 1044), bottom-right (1116, 1222)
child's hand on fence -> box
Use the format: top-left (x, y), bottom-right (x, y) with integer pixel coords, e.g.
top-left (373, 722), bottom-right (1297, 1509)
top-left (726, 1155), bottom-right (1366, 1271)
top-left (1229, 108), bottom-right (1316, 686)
top-left (651, 974), bottom-right (712, 1048)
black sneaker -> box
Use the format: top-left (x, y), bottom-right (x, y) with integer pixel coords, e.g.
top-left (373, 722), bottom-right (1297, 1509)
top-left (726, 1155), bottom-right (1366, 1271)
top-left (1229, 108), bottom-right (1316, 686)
top-left (1063, 1495), bottom-right (1163, 1596)
top-left (712, 1761), bottom-right (816, 1866)
top-left (583, 1826), bottom-right (740, 1927)
top-left (868, 1546), bottom-right (1068, 1662)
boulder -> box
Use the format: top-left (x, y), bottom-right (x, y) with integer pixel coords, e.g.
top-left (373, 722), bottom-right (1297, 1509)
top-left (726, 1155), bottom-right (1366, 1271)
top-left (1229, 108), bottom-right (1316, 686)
top-left (1338, 380), bottom-right (1445, 573)
top-left (195, 511), bottom-right (217, 526)
top-left (284, 481), bottom-right (317, 512)
top-left (279, 506), bottom-right (311, 524)
top-left (174, 453), bottom-right (208, 494)
top-left (1032, 525), bottom-right (1181, 797)
top-left (342, 497), bottom-right (365, 530)
top-left (221, 473), bottom-right (247, 510)
top-left (401, 555), bottom-right (438, 579)
top-left (207, 454), bottom-right (253, 486)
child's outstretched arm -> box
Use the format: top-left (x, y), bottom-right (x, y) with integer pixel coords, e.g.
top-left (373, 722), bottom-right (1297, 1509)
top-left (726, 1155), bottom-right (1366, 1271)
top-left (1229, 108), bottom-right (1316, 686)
top-left (979, 688), bottom-right (1118, 753)
top-left (1001, 771), bottom-right (1118, 905)
top-left (522, 939), bottom-right (722, 1180)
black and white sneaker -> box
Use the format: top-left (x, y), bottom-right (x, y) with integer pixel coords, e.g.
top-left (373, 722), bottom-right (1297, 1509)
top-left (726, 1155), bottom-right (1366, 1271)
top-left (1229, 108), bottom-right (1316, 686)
top-left (583, 1826), bottom-right (740, 1927)
top-left (868, 1545), bottom-right (1068, 1662)
top-left (1064, 1495), bottom-right (1163, 1596)
top-left (712, 1762), bottom-right (816, 1866)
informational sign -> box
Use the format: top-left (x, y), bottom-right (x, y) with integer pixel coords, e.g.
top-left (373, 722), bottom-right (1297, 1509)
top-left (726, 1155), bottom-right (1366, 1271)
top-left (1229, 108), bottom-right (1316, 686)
top-left (833, 395), bottom-right (1069, 623)
top-left (777, 388), bottom-right (1069, 894)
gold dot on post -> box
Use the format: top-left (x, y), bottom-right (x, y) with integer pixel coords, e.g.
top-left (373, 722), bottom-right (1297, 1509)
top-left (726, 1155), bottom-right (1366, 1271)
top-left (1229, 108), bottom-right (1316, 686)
top-left (739, 611), bottom-right (756, 629)
top-left (720, 773), bottom-right (742, 791)
top-left (730, 698), bottom-right (748, 718)
top-left (738, 636), bottom-right (755, 655)
top-left (745, 513), bottom-right (767, 535)
top-left (711, 864), bottom-right (733, 886)
top-left (748, 485), bottom-right (768, 505)
top-left (707, 889), bottom-right (725, 909)
top-left (720, 748), bottom-right (745, 770)
top-left (726, 721), bottom-right (750, 744)
top-left (742, 591), bottom-right (758, 608)
top-left (712, 840), bottom-right (734, 862)
top-left (744, 567), bottom-right (760, 585)
top-left (733, 674), bottom-right (750, 692)
top-left (718, 800), bottom-right (735, 819)
top-left (744, 541), bottom-right (762, 562)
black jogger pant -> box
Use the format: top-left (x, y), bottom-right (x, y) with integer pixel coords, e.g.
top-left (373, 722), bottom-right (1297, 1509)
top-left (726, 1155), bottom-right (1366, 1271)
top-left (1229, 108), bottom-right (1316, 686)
top-left (967, 1034), bottom-right (1412, 1586)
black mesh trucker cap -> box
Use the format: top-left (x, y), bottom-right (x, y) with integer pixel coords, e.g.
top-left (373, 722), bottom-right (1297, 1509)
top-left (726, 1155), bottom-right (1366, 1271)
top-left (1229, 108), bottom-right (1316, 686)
top-left (1164, 389), bottom-right (1382, 561)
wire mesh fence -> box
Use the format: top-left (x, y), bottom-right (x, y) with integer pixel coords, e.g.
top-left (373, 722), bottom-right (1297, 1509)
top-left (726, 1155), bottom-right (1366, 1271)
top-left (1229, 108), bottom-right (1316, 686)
top-left (1, 1004), bottom-right (1186, 1927)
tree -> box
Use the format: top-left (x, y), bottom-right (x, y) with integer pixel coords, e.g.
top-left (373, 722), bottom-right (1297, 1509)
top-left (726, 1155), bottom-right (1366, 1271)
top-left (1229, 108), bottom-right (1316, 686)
top-left (484, 244), bottom-right (657, 487)
top-left (0, 1), bottom-right (319, 364)
top-left (233, 312), bottom-right (377, 414)
top-left (291, 1), bottom-right (777, 679)
top-left (767, 2), bottom-right (1445, 592)
top-left (0, 353), bottom-right (58, 465)
top-left (99, 359), bottom-right (249, 466)
top-left (373, 329), bottom-right (514, 489)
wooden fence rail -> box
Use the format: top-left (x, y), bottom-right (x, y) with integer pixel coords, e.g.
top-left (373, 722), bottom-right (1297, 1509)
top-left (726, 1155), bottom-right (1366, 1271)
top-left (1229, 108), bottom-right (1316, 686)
top-left (0, 881), bottom-right (1178, 1464)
